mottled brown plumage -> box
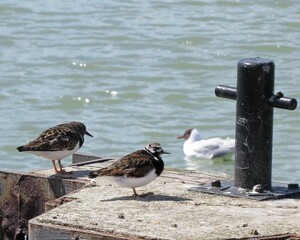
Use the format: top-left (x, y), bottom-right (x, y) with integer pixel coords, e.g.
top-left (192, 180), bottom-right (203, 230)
top-left (96, 149), bottom-right (160, 178)
top-left (90, 143), bottom-right (170, 196)
top-left (17, 121), bottom-right (93, 173)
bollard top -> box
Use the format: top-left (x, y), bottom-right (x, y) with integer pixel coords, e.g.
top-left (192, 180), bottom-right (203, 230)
top-left (238, 57), bottom-right (274, 68)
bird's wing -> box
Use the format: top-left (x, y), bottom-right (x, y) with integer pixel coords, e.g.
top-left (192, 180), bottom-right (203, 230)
top-left (18, 128), bottom-right (78, 151)
top-left (95, 150), bottom-right (154, 177)
top-left (191, 138), bottom-right (234, 157)
top-left (191, 138), bottom-right (222, 151)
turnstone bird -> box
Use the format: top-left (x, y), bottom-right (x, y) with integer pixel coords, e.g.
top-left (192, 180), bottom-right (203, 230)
top-left (177, 128), bottom-right (234, 159)
top-left (89, 143), bottom-right (170, 196)
top-left (17, 121), bottom-right (93, 173)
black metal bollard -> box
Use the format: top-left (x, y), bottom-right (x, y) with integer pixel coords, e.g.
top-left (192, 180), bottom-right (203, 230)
top-left (216, 57), bottom-right (297, 191)
top-left (190, 57), bottom-right (299, 200)
top-left (235, 58), bottom-right (274, 190)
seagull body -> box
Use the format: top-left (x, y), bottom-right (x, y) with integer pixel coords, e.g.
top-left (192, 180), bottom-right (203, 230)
top-left (177, 128), bottom-right (234, 159)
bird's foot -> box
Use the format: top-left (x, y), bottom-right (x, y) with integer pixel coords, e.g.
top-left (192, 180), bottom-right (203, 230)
top-left (58, 169), bottom-right (66, 174)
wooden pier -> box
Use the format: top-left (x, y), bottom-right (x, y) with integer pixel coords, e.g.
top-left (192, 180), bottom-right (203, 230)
top-left (1, 153), bottom-right (300, 240)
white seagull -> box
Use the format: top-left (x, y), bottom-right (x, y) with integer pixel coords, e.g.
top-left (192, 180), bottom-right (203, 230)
top-left (177, 128), bottom-right (235, 159)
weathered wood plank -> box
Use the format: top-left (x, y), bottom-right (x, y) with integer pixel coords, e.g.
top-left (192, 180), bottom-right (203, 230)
top-left (29, 221), bottom-right (141, 240)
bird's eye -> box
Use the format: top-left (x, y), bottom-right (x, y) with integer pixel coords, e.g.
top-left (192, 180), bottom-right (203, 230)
top-left (154, 147), bottom-right (162, 152)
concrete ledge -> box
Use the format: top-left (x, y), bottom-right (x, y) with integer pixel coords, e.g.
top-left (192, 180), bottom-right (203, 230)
top-left (2, 154), bottom-right (300, 239)
top-left (28, 165), bottom-right (300, 240)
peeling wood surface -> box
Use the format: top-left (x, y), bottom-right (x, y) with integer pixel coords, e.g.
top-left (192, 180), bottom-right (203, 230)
top-left (0, 170), bottom-right (87, 240)
top-left (29, 221), bottom-right (142, 240)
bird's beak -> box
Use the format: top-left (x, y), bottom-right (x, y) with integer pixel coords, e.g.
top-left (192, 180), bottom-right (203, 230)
top-left (162, 150), bottom-right (171, 154)
top-left (86, 131), bottom-right (93, 137)
top-left (177, 135), bottom-right (184, 139)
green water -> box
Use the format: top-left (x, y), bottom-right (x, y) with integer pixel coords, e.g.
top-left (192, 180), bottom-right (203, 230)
top-left (0, 1), bottom-right (299, 182)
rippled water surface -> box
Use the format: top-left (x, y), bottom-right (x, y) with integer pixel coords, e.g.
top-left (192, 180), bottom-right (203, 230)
top-left (1, 1), bottom-right (299, 183)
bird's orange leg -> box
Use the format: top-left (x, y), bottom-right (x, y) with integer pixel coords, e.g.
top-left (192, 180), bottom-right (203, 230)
top-left (58, 160), bottom-right (65, 173)
top-left (132, 188), bottom-right (139, 197)
top-left (52, 160), bottom-right (59, 173)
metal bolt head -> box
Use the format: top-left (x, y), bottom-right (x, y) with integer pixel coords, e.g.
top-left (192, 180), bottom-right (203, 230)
top-left (211, 180), bottom-right (221, 187)
top-left (252, 184), bottom-right (264, 193)
top-left (288, 183), bottom-right (299, 190)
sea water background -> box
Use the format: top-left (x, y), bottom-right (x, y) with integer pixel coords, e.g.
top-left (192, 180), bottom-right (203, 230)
top-left (0, 1), bottom-right (299, 183)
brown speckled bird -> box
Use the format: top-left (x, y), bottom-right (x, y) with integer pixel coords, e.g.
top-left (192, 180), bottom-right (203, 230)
top-left (17, 121), bottom-right (93, 173)
top-left (89, 143), bottom-right (170, 196)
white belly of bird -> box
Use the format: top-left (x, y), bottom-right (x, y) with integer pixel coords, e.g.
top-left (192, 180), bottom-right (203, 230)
top-left (27, 142), bottom-right (80, 160)
top-left (105, 169), bottom-right (158, 189)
